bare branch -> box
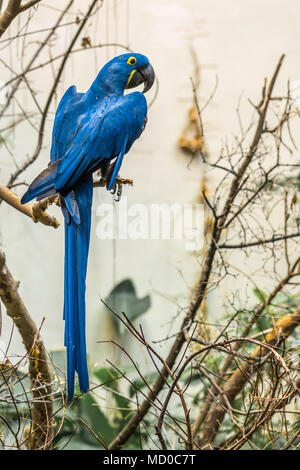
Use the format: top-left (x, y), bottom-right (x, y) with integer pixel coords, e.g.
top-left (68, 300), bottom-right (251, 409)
top-left (108, 54), bottom-right (286, 451)
top-left (0, 185), bottom-right (60, 228)
top-left (197, 306), bottom-right (300, 449)
top-left (0, 0), bottom-right (42, 38)
top-left (19, 0), bottom-right (41, 13)
top-left (0, 248), bottom-right (53, 449)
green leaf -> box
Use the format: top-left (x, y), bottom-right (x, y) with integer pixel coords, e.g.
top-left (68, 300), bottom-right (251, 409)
top-left (68, 392), bottom-right (113, 448)
top-left (104, 279), bottom-right (151, 335)
top-left (49, 349), bottom-right (67, 380)
top-left (253, 287), bottom-right (268, 303)
top-left (94, 367), bottom-right (133, 423)
top-left (129, 371), bottom-right (158, 398)
top-left (59, 436), bottom-right (101, 450)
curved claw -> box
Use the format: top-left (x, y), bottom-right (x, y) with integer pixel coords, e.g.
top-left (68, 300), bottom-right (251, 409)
top-left (108, 175), bottom-right (132, 202)
top-left (114, 185), bottom-right (122, 202)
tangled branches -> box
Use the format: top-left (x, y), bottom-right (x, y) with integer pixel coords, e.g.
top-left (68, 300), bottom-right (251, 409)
top-left (104, 54), bottom-right (300, 450)
top-left (0, 0), bottom-right (299, 451)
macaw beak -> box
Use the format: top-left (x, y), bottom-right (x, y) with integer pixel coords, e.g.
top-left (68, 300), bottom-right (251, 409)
top-left (125, 63), bottom-right (155, 94)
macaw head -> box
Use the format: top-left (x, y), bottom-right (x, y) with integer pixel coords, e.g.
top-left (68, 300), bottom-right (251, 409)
top-left (93, 52), bottom-right (155, 96)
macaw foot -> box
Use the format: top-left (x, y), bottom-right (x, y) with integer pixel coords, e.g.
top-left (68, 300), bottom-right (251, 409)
top-left (94, 161), bottom-right (133, 201)
top-left (93, 175), bottom-right (133, 201)
top-left (110, 176), bottom-right (133, 202)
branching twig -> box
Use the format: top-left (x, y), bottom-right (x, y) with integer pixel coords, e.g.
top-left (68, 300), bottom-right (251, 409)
top-left (197, 307), bottom-right (300, 449)
top-left (0, 0), bottom-right (42, 38)
top-left (108, 53), bottom-right (286, 451)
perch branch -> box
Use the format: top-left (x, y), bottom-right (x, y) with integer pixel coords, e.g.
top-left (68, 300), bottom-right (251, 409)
top-left (0, 185), bottom-right (60, 228)
top-left (93, 176), bottom-right (133, 188)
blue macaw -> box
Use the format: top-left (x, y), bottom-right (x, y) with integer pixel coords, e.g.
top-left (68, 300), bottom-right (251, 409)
top-left (21, 53), bottom-right (155, 401)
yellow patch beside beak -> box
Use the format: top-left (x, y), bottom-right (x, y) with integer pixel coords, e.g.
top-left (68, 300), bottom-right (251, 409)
top-left (126, 69), bottom-right (137, 88)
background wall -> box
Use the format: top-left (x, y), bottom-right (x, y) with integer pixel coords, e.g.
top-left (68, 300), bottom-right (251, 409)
top-left (1, 0), bottom-right (299, 372)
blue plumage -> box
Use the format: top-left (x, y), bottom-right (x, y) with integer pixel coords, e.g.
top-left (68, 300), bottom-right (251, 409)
top-left (21, 53), bottom-right (155, 401)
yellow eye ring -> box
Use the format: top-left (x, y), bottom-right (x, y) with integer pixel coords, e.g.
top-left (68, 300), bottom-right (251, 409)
top-left (127, 56), bottom-right (137, 66)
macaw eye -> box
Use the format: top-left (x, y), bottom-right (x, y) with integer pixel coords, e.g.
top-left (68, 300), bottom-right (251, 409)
top-left (127, 56), bottom-right (137, 66)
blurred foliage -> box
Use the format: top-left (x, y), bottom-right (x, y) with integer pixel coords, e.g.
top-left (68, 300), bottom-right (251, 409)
top-left (0, 286), bottom-right (299, 450)
top-left (105, 279), bottom-right (151, 336)
top-left (0, 278), bottom-right (152, 450)
top-left (0, 351), bottom-right (153, 450)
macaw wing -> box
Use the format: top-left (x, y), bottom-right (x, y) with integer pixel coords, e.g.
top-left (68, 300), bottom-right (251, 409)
top-left (50, 85), bottom-right (84, 163)
top-left (54, 97), bottom-right (146, 192)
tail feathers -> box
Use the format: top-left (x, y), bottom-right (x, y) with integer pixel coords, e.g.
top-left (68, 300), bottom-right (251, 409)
top-left (64, 191), bottom-right (80, 225)
top-left (21, 161), bottom-right (58, 204)
top-left (64, 222), bottom-right (89, 400)
top-left (63, 175), bottom-right (93, 401)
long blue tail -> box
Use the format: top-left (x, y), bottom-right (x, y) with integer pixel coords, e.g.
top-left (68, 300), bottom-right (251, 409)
top-left (22, 166), bottom-right (93, 401)
top-left (63, 174), bottom-right (93, 401)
